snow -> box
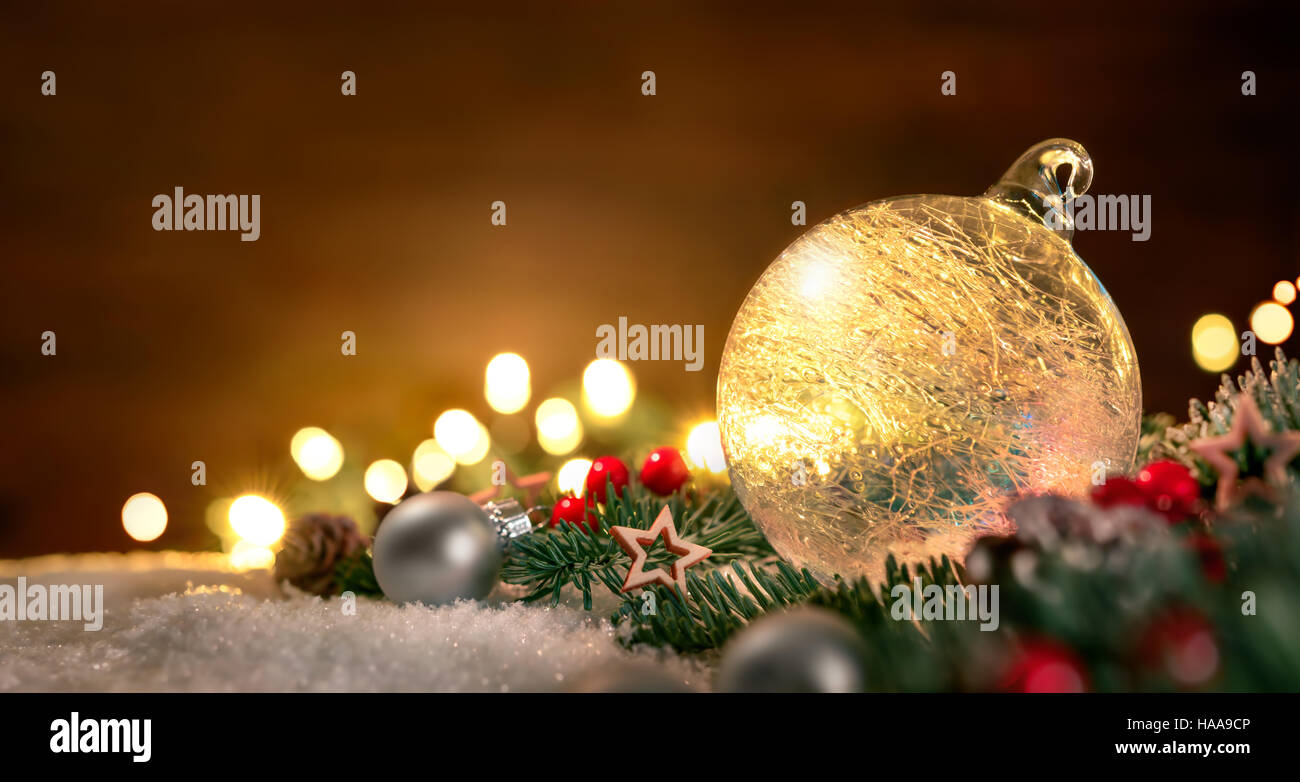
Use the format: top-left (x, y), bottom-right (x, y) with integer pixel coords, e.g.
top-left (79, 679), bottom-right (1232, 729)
top-left (0, 552), bottom-right (703, 692)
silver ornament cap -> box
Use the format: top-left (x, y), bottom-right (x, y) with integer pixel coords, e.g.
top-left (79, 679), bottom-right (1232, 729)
top-left (372, 491), bottom-right (504, 606)
top-left (479, 497), bottom-right (537, 549)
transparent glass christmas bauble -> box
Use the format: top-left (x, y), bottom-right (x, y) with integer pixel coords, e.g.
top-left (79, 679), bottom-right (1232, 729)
top-left (717, 139), bottom-right (1141, 583)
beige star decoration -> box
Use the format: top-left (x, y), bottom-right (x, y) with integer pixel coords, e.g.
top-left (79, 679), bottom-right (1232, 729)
top-left (469, 466), bottom-right (553, 507)
top-left (1189, 395), bottom-right (1300, 511)
top-left (610, 505), bottom-right (712, 595)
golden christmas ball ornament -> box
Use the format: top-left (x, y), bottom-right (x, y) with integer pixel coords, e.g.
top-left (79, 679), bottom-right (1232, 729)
top-left (717, 139), bottom-right (1141, 582)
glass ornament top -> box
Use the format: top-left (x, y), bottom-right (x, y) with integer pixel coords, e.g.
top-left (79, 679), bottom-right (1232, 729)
top-left (716, 139), bottom-right (1141, 583)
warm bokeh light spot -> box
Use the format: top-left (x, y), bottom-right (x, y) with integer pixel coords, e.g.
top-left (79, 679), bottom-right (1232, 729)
top-left (1251, 301), bottom-right (1294, 344)
top-left (461, 425), bottom-right (492, 465)
top-left (435, 409), bottom-right (485, 462)
top-left (557, 458), bottom-right (593, 497)
top-left (228, 495), bottom-right (286, 546)
top-left (290, 426), bottom-right (344, 480)
top-left (686, 421), bottom-right (727, 474)
top-left (536, 397), bottom-right (583, 455)
top-left (122, 492), bottom-right (168, 542)
top-left (411, 439), bottom-right (455, 491)
top-left (1191, 313), bottom-right (1238, 372)
top-left (582, 359), bottom-right (635, 418)
top-left (229, 540), bottom-right (275, 571)
top-left (365, 459), bottom-right (409, 504)
top-left (484, 352), bottom-right (531, 414)
top-left (1273, 280), bottom-right (1297, 305)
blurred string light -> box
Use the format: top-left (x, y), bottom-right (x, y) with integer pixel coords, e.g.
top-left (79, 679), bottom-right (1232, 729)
top-left (557, 458), bottom-right (593, 497)
top-left (1273, 280), bottom-right (1297, 305)
top-left (228, 494), bottom-right (285, 546)
top-left (411, 439), bottom-right (455, 491)
top-left (121, 492), bottom-right (167, 542)
top-left (435, 409), bottom-right (490, 465)
top-left (685, 421), bottom-right (727, 474)
top-left (290, 426), bottom-right (344, 481)
top-left (204, 497), bottom-right (234, 538)
top-left (1251, 301), bottom-right (1294, 344)
top-left (229, 540), bottom-right (275, 571)
top-left (536, 397), bottom-right (583, 455)
top-left (582, 359), bottom-right (635, 419)
top-left (365, 459), bottom-right (409, 504)
top-left (1191, 314), bottom-right (1238, 372)
top-left (484, 352), bottom-right (531, 414)
top-left (462, 425), bottom-right (491, 464)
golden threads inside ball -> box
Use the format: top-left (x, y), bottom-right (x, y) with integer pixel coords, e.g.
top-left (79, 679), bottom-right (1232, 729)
top-left (717, 195), bottom-right (1141, 582)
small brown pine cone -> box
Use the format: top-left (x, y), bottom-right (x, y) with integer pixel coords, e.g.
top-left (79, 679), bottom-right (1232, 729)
top-left (273, 513), bottom-right (369, 595)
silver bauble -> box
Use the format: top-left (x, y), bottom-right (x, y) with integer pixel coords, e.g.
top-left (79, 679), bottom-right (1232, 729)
top-left (372, 491), bottom-right (503, 605)
top-left (716, 607), bottom-right (869, 693)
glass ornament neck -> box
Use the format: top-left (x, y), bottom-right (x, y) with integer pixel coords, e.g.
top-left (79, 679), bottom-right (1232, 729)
top-left (984, 138), bottom-right (1093, 243)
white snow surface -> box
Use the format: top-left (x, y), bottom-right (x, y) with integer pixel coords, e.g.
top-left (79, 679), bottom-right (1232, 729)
top-left (0, 552), bottom-right (704, 692)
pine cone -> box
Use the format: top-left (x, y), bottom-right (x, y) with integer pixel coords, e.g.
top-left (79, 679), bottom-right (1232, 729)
top-left (273, 513), bottom-right (368, 595)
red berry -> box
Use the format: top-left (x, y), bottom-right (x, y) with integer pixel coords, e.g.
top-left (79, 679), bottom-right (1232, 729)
top-left (585, 456), bottom-right (629, 503)
top-left (1187, 533), bottom-right (1227, 584)
top-left (639, 447), bottom-right (691, 496)
top-left (550, 495), bottom-right (599, 534)
top-left (1138, 608), bottom-right (1219, 686)
top-left (1090, 476), bottom-right (1147, 508)
top-left (1136, 460), bottom-right (1201, 524)
top-left (999, 639), bottom-right (1088, 693)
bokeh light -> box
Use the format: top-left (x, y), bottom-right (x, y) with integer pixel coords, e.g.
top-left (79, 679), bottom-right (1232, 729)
top-left (1251, 301), bottom-right (1294, 344)
top-left (435, 409), bottom-right (489, 464)
top-left (459, 424), bottom-right (491, 465)
top-left (582, 359), bottom-right (636, 419)
top-left (121, 492), bottom-right (168, 542)
top-left (484, 352), bottom-right (531, 414)
top-left (229, 540), bottom-right (275, 571)
top-left (365, 459), bottom-right (409, 504)
top-left (290, 426), bottom-right (344, 481)
top-left (411, 439), bottom-right (455, 491)
top-left (536, 397), bottom-right (583, 455)
top-left (1191, 314), bottom-right (1238, 372)
top-left (557, 458), bottom-right (593, 497)
top-left (686, 421), bottom-right (727, 474)
top-left (1273, 280), bottom-right (1297, 305)
top-left (228, 495), bottom-right (286, 546)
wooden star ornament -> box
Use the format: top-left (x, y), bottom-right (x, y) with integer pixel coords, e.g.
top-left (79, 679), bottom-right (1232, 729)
top-left (610, 506), bottom-right (712, 595)
top-left (1189, 395), bottom-right (1300, 511)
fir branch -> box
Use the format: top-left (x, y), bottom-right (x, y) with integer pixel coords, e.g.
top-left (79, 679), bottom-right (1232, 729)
top-left (612, 553), bottom-right (964, 654)
top-left (1144, 348), bottom-right (1300, 483)
top-left (499, 483), bottom-right (776, 610)
top-left (613, 561), bottom-right (823, 652)
top-left (333, 549), bottom-right (383, 598)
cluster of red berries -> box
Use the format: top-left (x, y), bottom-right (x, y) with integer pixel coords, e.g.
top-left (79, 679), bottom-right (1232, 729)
top-left (549, 447), bottom-right (692, 534)
top-left (1090, 459), bottom-right (1202, 524)
top-left (1003, 460), bottom-right (1223, 692)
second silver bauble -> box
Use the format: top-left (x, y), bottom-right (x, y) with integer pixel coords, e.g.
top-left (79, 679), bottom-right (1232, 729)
top-left (715, 607), bottom-right (870, 693)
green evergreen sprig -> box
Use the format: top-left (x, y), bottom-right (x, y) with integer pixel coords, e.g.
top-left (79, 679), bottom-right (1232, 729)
top-left (613, 553), bottom-right (961, 654)
top-left (334, 548), bottom-right (383, 598)
top-left (499, 481), bottom-right (775, 610)
top-left (500, 478), bottom-right (979, 654)
top-left (1145, 347), bottom-right (1300, 483)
